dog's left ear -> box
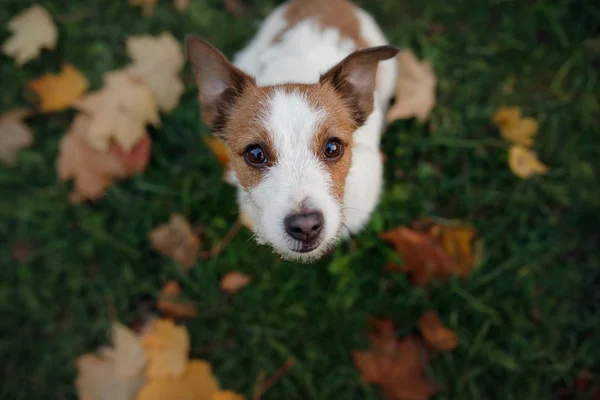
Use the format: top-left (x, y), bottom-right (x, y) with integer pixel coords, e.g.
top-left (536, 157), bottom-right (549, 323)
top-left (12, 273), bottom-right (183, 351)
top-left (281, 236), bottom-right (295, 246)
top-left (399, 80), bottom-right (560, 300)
top-left (320, 46), bottom-right (399, 125)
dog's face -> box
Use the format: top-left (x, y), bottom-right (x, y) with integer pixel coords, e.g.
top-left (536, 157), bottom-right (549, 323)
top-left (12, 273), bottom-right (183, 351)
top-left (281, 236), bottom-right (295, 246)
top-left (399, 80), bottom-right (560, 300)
top-left (186, 36), bottom-right (397, 261)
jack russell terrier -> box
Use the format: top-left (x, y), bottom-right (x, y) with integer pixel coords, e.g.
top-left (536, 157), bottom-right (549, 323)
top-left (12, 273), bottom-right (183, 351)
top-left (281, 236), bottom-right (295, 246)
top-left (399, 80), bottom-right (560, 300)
top-left (186, 0), bottom-right (398, 262)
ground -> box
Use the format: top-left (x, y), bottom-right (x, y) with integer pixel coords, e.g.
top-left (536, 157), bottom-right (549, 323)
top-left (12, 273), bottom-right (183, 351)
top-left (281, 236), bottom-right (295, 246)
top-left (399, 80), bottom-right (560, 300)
top-left (1, 0), bottom-right (599, 399)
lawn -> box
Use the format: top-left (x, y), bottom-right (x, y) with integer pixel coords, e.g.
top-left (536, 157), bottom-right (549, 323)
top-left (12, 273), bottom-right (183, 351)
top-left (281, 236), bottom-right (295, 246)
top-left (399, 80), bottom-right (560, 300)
top-left (1, 0), bottom-right (599, 399)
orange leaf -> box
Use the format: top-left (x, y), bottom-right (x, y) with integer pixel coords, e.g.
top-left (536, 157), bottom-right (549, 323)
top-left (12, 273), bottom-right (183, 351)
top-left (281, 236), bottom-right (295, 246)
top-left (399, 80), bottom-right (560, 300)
top-left (492, 106), bottom-right (538, 147)
top-left (27, 64), bottom-right (88, 112)
top-left (141, 319), bottom-right (190, 379)
top-left (204, 137), bottom-right (231, 167)
top-left (220, 271), bottom-right (252, 295)
top-left (508, 145), bottom-right (548, 179)
top-left (149, 214), bottom-right (201, 270)
top-left (418, 312), bottom-right (458, 352)
top-left (109, 133), bottom-right (152, 175)
top-left (0, 108), bottom-right (33, 166)
top-left (210, 390), bottom-right (246, 400)
top-left (157, 280), bottom-right (198, 318)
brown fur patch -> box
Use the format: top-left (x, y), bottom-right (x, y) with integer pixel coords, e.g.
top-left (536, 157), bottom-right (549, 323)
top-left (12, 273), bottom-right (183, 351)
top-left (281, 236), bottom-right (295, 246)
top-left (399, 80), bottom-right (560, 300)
top-left (279, 0), bottom-right (367, 48)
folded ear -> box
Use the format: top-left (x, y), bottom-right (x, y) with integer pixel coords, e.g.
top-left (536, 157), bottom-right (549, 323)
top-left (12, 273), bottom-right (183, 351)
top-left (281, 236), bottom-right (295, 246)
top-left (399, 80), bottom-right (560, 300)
top-left (320, 45), bottom-right (399, 125)
top-left (185, 35), bottom-right (255, 131)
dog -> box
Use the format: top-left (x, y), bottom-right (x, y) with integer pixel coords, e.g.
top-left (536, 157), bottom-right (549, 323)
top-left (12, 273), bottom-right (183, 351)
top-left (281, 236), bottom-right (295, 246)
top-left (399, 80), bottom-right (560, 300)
top-left (186, 0), bottom-right (398, 262)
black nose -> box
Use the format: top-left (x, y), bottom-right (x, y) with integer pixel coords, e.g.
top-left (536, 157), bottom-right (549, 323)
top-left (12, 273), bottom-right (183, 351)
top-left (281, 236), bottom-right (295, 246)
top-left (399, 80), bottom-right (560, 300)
top-left (284, 211), bottom-right (324, 242)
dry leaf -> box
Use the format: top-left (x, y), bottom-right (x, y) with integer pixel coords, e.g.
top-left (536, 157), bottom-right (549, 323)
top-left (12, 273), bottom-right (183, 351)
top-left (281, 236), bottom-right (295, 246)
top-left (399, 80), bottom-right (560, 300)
top-left (220, 271), bottom-right (252, 295)
top-left (174, 0), bottom-right (190, 11)
top-left (225, 0), bottom-right (248, 16)
top-left (418, 312), bottom-right (458, 352)
top-left (211, 391), bottom-right (245, 400)
top-left (387, 50), bottom-right (437, 123)
top-left (204, 137), bottom-right (231, 167)
top-left (508, 145), bottom-right (548, 178)
top-left (136, 360), bottom-right (219, 400)
top-left (492, 106), bottom-right (538, 147)
top-left (129, 0), bottom-right (158, 16)
top-left (149, 214), bottom-right (200, 270)
top-left (57, 114), bottom-right (152, 202)
top-left (76, 71), bottom-right (159, 152)
top-left (141, 318), bottom-right (190, 379)
top-left (353, 318), bottom-right (435, 400)
top-left (75, 322), bottom-right (146, 400)
top-left (2, 5), bottom-right (57, 65)
top-left (0, 109), bottom-right (33, 166)
top-left (157, 280), bottom-right (198, 318)
top-left (125, 32), bottom-right (184, 112)
top-left (27, 64), bottom-right (89, 112)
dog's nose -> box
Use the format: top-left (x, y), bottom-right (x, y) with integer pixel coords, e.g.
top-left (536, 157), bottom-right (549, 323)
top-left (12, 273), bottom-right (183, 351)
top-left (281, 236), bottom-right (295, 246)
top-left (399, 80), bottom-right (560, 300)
top-left (284, 211), bottom-right (324, 242)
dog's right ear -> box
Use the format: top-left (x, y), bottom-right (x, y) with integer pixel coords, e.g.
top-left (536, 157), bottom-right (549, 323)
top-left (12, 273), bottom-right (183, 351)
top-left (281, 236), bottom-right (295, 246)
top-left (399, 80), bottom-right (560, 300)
top-left (186, 35), bottom-right (255, 131)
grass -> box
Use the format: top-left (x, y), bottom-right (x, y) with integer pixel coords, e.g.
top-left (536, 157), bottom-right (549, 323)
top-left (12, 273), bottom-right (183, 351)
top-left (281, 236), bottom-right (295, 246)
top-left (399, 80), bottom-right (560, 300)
top-left (1, 0), bottom-right (599, 399)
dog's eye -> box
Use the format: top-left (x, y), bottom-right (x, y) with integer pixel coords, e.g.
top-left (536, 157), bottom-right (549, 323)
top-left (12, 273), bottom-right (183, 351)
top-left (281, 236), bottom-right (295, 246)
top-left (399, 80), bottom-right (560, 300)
top-left (324, 139), bottom-right (344, 160)
top-left (244, 145), bottom-right (268, 166)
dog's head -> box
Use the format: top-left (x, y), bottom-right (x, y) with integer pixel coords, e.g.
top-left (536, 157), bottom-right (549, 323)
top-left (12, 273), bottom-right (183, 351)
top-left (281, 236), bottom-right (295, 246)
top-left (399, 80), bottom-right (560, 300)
top-left (186, 36), bottom-right (397, 261)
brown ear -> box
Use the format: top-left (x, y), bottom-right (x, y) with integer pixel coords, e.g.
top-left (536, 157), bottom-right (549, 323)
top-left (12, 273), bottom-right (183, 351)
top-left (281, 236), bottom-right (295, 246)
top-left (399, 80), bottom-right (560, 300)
top-left (320, 46), bottom-right (399, 125)
top-left (185, 35), bottom-right (255, 131)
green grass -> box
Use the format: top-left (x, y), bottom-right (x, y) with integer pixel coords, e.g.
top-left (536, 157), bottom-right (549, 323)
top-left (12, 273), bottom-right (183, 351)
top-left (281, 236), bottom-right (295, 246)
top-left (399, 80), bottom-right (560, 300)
top-left (1, 0), bottom-right (599, 399)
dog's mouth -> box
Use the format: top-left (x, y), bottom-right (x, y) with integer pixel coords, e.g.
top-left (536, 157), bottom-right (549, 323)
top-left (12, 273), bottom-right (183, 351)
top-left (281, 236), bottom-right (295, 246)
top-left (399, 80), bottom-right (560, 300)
top-left (290, 241), bottom-right (321, 254)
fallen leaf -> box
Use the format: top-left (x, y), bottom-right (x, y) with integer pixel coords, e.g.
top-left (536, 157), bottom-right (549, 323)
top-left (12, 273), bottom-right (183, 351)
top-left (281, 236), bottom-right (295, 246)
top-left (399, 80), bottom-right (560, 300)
top-left (27, 64), bottom-right (89, 112)
top-left (76, 71), bottom-right (160, 152)
top-left (141, 318), bottom-right (190, 379)
top-left (56, 114), bottom-right (152, 202)
top-left (204, 137), bottom-right (231, 167)
top-left (174, 0), bottom-right (189, 11)
top-left (508, 145), bottom-right (548, 179)
top-left (75, 322), bottom-right (146, 400)
top-left (418, 312), bottom-right (458, 352)
top-left (211, 390), bottom-right (245, 400)
top-left (157, 280), bottom-right (198, 318)
top-left (125, 32), bottom-right (184, 112)
top-left (220, 271), bottom-right (252, 295)
top-left (353, 318), bottom-right (435, 400)
top-left (387, 50), bottom-right (437, 123)
top-left (225, 0), bottom-right (248, 16)
top-left (492, 106), bottom-right (538, 147)
top-left (136, 360), bottom-right (219, 400)
top-left (129, 0), bottom-right (158, 16)
top-left (2, 5), bottom-right (57, 65)
top-left (149, 214), bottom-right (201, 270)
top-left (109, 134), bottom-right (152, 175)
top-left (0, 109), bottom-right (33, 166)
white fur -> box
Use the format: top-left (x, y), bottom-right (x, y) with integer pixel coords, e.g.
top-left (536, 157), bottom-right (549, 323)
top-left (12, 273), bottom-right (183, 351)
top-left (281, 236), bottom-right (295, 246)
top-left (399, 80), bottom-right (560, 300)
top-left (232, 1), bottom-right (397, 260)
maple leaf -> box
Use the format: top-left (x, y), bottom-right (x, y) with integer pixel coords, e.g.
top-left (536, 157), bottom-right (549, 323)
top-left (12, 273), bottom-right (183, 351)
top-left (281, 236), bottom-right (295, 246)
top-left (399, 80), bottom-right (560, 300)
top-left (149, 214), bottom-right (201, 270)
top-left (387, 50), bottom-right (437, 123)
top-left (141, 318), bottom-right (190, 379)
top-left (492, 106), bottom-right (538, 147)
top-left (136, 360), bottom-right (219, 400)
top-left (418, 312), bottom-right (458, 352)
top-left (76, 71), bottom-right (160, 152)
top-left (157, 280), bottom-right (198, 318)
top-left (27, 64), bottom-right (89, 112)
top-left (125, 32), bottom-right (184, 112)
top-left (353, 318), bottom-right (435, 400)
top-left (56, 114), bottom-right (152, 202)
top-left (220, 271), bottom-right (252, 295)
top-left (508, 145), bottom-right (548, 179)
top-left (75, 322), bottom-right (146, 400)
top-left (2, 5), bottom-right (57, 65)
top-left (0, 109), bottom-right (33, 166)
top-left (129, 0), bottom-right (158, 16)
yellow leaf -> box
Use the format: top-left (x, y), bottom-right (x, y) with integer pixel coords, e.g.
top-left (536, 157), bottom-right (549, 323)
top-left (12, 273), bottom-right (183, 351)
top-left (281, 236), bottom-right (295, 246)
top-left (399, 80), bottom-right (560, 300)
top-left (492, 106), bottom-right (538, 147)
top-left (2, 5), bottom-right (57, 65)
top-left (508, 145), bottom-right (548, 179)
top-left (220, 271), bottom-right (252, 295)
top-left (141, 319), bottom-right (190, 379)
top-left (211, 390), bottom-right (245, 400)
top-left (125, 32), bottom-right (184, 112)
top-left (149, 214), bottom-right (201, 270)
top-left (387, 50), bottom-right (437, 123)
top-left (27, 64), bottom-right (89, 112)
top-left (129, 0), bottom-right (158, 16)
top-left (76, 72), bottom-right (160, 152)
top-left (0, 109), bottom-right (33, 166)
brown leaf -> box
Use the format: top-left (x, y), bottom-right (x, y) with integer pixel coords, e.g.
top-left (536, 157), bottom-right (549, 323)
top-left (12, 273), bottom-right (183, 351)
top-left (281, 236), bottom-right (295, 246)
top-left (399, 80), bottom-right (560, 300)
top-left (11, 240), bottom-right (33, 262)
top-left (76, 71), bottom-right (160, 152)
top-left (157, 280), bottom-right (198, 318)
top-left (0, 109), bottom-right (33, 166)
top-left (387, 50), bottom-right (437, 123)
top-left (27, 64), bottom-right (89, 112)
top-left (125, 32), bottom-right (184, 112)
top-left (129, 0), bottom-right (158, 16)
top-left (508, 145), bottom-right (548, 179)
top-left (174, 0), bottom-right (189, 11)
top-left (220, 271), bottom-right (252, 295)
top-left (418, 312), bottom-right (458, 352)
top-left (492, 106), bottom-right (538, 147)
top-left (204, 137), bottom-right (231, 167)
top-left (353, 318), bottom-right (435, 400)
top-left (141, 319), bottom-right (190, 379)
top-left (225, 0), bottom-right (248, 16)
top-left (2, 5), bottom-right (57, 65)
top-left (149, 214), bottom-right (201, 270)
